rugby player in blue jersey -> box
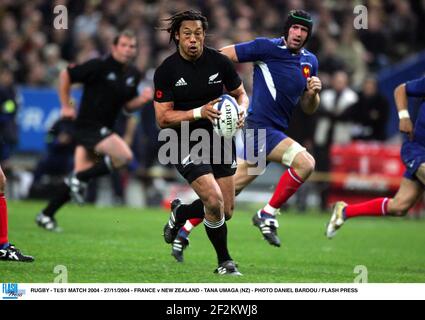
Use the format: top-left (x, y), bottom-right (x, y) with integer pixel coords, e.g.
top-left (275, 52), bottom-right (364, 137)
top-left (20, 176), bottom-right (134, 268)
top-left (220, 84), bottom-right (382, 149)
top-left (326, 76), bottom-right (425, 238)
top-left (221, 9), bottom-right (321, 247)
top-left (168, 10), bottom-right (321, 258)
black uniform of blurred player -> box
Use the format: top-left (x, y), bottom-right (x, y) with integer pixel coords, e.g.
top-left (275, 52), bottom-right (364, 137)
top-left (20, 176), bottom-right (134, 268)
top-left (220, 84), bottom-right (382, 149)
top-left (36, 30), bottom-right (152, 231)
top-left (154, 10), bottom-right (249, 274)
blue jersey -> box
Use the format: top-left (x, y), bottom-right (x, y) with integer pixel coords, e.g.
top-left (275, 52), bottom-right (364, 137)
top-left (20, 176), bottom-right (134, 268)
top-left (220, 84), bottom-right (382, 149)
top-left (405, 76), bottom-right (425, 144)
top-left (401, 76), bottom-right (425, 182)
top-left (235, 37), bottom-right (318, 131)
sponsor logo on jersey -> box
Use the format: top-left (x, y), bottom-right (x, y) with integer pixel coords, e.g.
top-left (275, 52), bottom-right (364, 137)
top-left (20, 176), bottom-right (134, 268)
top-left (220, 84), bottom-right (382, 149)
top-left (175, 78), bottom-right (188, 86)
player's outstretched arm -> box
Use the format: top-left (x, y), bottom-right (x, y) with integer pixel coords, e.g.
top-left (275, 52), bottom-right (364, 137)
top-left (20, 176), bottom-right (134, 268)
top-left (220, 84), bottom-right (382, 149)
top-left (394, 83), bottom-right (414, 140)
top-left (154, 99), bottom-right (221, 129)
top-left (125, 87), bottom-right (154, 112)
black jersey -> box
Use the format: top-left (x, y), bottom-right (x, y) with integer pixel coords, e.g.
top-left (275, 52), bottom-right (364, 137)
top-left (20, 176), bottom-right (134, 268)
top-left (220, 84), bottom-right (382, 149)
top-left (154, 47), bottom-right (242, 133)
top-left (67, 55), bottom-right (141, 129)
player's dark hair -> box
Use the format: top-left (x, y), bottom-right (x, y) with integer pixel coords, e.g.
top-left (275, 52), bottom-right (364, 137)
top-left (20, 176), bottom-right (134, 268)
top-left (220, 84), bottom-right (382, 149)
top-left (113, 29), bottom-right (137, 45)
top-left (160, 9), bottom-right (208, 46)
top-left (283, 9), bottom-right (313, 46)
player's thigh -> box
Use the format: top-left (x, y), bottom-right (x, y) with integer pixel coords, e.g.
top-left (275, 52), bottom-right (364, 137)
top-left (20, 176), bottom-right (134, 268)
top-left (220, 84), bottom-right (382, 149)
top-left (415, 163), bottom-right (425, 185)
top-left (216, 175), bottom-right (235, 220)
top-left (94, 133), bottom-right (133, 161)
top-left (74, 146), bottom-right (96, 172)
top-left (389, 178), bottom-right (423, 213)
top-left (234, 159), bottom-right (258, 194)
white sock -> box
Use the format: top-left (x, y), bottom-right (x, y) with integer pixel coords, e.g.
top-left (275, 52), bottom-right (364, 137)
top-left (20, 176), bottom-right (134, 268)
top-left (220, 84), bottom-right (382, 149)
top-left (262, 204), bottom-right (278, 216)
top-left (183, 220), bottom-right (194, 232)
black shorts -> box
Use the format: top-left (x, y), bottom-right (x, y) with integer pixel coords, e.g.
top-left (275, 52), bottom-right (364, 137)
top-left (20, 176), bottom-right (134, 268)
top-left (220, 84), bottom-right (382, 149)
top-left (74, 123), bottom-right (113, 150)
top-left (175, 137), bottom-right (237, 184)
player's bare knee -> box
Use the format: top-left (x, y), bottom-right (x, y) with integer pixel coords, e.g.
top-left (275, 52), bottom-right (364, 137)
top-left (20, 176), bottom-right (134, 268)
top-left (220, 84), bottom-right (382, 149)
top-left (235, 183), bottom-right (243, 196)
top-left (123, 150), bottom-right (134, 164)
top-left (204, 194), bottom-right (223, 218)
top-left (390, 199), bottom-right (411, 216)
top-left (292, 155), bottom-right (315, 178)
top-left (282, 143), bottom-right (313, 176)
top-left (224, 204), bottom-right (235, 221)
top-left (0, 172), bottom-right (6, 193)
top-left (111, 152), bottom-right (133, 168)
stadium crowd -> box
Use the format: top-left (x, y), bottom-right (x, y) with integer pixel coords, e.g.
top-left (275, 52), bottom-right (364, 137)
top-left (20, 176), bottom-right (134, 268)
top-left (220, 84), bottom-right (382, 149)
top-left (1, 0), bottom-right (425, 209)
top-left (1, 0), bottom-right (424, 88)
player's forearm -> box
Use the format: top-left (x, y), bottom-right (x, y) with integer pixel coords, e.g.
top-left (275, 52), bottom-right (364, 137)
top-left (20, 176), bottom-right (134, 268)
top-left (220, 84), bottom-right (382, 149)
top-left (230, 85), bottom-right (249, 111)
top-left (394, 84), bottom-right (408, 113)
top-left (125, 96), bottom-right (149, 111)
top-left (157, 110), bottom-right (197, 128)
top-left (58, 69), bottom-right (72, 108)
top-left (237, 93), bottom-right (249, 112)
top-left (300, 92), bottom-right (320, 115)
top-left (123, 117), bottom-right (137, 145)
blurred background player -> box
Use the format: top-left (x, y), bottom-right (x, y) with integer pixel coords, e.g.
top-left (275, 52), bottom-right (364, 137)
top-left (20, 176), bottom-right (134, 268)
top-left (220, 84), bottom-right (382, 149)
top-left (326, 76), bottom-right (425, 238)
top-left (0, 68), bottom-right (18, 171)
top-left (154, 10), bottom-right (248, 272)
top-left (36, 30), bottom-right (152, 231)
top-left (30, 118), bottom-right (76, 194)
top-left (0, 165), bottom-right (34, 262)
top-left (172, 9), bottom-right (321, 254)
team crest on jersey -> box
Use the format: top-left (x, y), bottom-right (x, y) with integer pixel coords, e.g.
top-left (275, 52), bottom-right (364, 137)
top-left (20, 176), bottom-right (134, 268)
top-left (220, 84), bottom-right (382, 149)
top-left (301, 64), bottom-right (311, 79)
top-left (208, 72), bottom-right (222, 84)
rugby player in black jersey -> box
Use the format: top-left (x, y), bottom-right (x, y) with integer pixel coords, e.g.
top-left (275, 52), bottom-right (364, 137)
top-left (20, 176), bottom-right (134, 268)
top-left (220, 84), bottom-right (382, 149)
top-left (36, 30), bottom-right (152, 231)
top-left (154, 10), bottom-right (249, 275)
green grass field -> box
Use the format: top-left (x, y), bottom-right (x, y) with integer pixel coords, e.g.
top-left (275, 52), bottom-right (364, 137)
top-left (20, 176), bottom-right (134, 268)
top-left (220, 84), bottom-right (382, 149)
top-left (1, 201), bottom-right (425, 283)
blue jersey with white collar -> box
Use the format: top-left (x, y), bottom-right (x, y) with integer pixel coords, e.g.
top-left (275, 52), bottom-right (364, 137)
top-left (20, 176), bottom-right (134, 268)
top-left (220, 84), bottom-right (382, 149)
top-left (235, 37), bottom-right (318, 131)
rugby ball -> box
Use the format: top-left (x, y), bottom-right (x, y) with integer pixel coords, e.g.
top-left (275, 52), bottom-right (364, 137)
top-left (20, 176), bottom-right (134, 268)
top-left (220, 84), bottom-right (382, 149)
top-left (213, 94), bottom-right (239, 138)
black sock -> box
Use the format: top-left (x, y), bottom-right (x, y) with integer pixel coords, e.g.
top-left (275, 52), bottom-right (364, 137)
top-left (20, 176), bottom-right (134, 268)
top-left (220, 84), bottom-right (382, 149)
top-left (42, 183), bottom-right (71, 218)
top-left (204, 218), bottom-right (231, 264)
top-left (175, 199), bottom-right (205, 223)
top-left (76, 157), bottom-right (112, 182)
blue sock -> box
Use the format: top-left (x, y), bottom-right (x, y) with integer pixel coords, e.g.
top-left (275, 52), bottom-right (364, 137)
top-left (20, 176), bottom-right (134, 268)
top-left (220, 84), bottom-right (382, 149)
top-left (342, 208), bottom-right (347, 220)
top-left (177, 228), bottom-right (189, 240)
top-left (260, 210), bottom-right (275, 219)
top-left (0, 242), bottom-right (9, 249)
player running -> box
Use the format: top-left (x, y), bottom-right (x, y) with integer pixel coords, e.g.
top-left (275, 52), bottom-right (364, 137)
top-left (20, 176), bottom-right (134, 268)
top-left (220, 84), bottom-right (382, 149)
top-left (326, 76), bottom-right (425, 238)
top-left (36, 30), bottom-right (152, 231)
top-left (169, 10), bottom-right (321, 259)
top-left (155, 10), bottom-right (249, 273)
